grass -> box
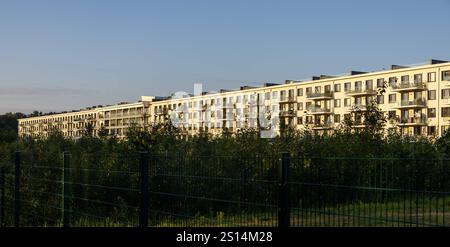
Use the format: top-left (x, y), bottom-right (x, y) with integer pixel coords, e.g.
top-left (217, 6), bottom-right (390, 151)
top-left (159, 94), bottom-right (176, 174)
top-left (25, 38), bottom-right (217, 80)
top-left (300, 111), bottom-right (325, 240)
top-left (2, 197), bottom-right (449, 227)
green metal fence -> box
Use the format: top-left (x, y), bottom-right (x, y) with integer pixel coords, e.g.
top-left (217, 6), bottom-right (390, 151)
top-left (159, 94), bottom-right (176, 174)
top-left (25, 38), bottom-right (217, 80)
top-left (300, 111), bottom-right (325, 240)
top-left (0, 151), bottom-right (449, 227)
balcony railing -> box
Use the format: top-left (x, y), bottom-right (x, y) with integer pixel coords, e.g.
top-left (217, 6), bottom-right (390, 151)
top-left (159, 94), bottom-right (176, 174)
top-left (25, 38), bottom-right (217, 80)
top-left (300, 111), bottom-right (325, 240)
top-left (307, 105), bottom-right (332, 114)
top-left (279, 96), bottom-right (297, 103)
top-left (312, 122), bottom-right (334, 129)
top-left (346, 88), bottom-right (377, 96)
top-left (398, 117), bottom-right (427, 125)
top-left (348, 104), bottom-right (368, 111)
top-left (395, 99), bottom-right (426, 108)
top-left (280, 110), bottom-right (296, 117)
top-left (155, 109), bottom-right (168, 115)
top-left (306, 91), bottom-right (333, 100)
top-left (391, 82), bottom-right (426, 91)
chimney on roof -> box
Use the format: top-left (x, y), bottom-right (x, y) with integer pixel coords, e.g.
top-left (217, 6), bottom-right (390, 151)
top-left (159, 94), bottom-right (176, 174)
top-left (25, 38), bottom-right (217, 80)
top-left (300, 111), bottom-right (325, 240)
top-left (312, 76), bottom-right (321, 81)
top-left (285, 80), bottom-right (294, 84)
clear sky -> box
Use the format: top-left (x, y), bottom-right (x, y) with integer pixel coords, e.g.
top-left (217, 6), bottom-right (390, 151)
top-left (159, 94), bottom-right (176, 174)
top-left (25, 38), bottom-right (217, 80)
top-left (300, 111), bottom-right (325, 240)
top-left (1, 0), bottom-right (450, 114)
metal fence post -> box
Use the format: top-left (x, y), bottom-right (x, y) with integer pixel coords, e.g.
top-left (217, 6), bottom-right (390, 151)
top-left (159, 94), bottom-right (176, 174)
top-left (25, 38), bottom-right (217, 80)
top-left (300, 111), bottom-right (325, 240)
top-left (139, 151), bottom-right (149, 227)
top-left (14, 151), bottom-right (21, 227)
top-left (62, 152), bottom-right (71, 227)
top-left (0, 166), bottom-right (5, 226)
top-left (278, 152), bottom-right (291, 228)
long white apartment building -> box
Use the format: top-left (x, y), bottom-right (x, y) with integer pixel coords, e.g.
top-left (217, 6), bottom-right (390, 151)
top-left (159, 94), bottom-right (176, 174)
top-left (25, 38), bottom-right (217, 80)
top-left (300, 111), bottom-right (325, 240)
top-left (18, 59), bottom-right (450, 138)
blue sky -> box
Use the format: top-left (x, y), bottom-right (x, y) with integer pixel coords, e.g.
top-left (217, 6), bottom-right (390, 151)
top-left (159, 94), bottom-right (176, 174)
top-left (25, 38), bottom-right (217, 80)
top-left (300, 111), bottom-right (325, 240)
top-left (1, 0), bottom-right (450, 113)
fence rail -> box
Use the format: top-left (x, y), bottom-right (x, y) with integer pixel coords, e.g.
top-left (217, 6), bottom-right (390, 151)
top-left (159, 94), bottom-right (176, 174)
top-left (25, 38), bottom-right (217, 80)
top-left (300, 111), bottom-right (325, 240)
top-left (0, 151), bottom-right (449, 227)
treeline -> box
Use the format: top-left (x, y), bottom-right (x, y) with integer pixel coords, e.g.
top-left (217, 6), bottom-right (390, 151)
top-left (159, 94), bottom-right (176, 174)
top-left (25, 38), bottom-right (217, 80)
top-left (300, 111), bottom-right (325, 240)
top-left (1, 121), bottom-right (450, 226)
top-left (2, 122), bottom-right (450, 161)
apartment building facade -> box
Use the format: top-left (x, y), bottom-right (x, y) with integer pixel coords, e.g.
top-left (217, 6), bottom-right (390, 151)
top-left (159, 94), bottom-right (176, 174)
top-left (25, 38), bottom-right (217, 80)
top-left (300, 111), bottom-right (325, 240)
top-left (18, 60), bottom-right (450, 138)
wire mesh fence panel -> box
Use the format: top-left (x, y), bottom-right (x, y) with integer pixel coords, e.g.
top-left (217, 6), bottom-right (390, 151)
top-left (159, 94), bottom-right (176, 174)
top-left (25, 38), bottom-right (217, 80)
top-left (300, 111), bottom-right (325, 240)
top-left (289, 156), bottom-right (450, 227)
top-left (19, 150), bottom-right (63, 226)
top-left (0, 150), bottom-right (141, 227)
top-left (149, 155), bottom-right (279, 227)
top-left (1, 150), bottom-right (450, 227)
top-left (67, 152), bottom-right (140, 227)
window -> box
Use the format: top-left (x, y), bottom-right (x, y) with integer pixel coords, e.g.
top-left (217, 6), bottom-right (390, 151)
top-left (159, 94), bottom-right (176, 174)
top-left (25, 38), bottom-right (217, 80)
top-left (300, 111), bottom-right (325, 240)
top-left (297, 102), bottom-right (303, 111)
top-left (265, 92), bottom-right (270, 100)
top-left (297, 117), bottom-right (303, 125)
top-left (344, 98), bottom-right (351, 107)
top-left (315, 86), bottom-right (321, 93)
top-left (355, 81), bottom-right (362, 90)
top-left (389, 77), bottom-right (397, 86)
top-left (272, 91), bottom-right (278, 99)
top-left (288, 89), bottom-right (294, 99)
top-left (306, 102), bottom-right (312, 109)
top-left (428, 126), bottom-right (436, 136)
top-left (401, 75), bottom-right (409, 83)
top-left (366, 80), bottom-right (373, 90)
top-left (428, 108), bottom-right (436, 118)
top-left (334, 115), bottom-right (340, 123)
top-left (388, 94), bottom-right (396, 103)
top-left (414, 91), bottom-right (422, 100)
top-left (297, 88), bottom-right (303, 96)
top-left (332, 99), bottom-right (340, 108)
top-left (377, 78), bottom-right (384, 88)
top-left (306, 87), bottom-right (312, 95)
top-left (388, 111), bottom-right (396, 119)
top-left (428, 90), bottom-right (436, 100)
top-left (344, 82), bottom-right (351, 92)
top-left (442, 107), bottom-right (450, 117)
top-left (334, 84), bottom-right (341, 92)
top-left (377, 95), bottom-right (384, 104)
top-left (344, 114), bottom-right (351, 121)
top-left (428, 72), bottom-right (436, 82)
top-left (280, 90), bottom-right (286, 101)
top-left (414, 74), bottom-right (423, 83)
top-left (325, 85), bottom-right (331, 93)
top-left (442, 89), bottom-right (450, 99)
top-left (443, 71), bottom-right (450, 81)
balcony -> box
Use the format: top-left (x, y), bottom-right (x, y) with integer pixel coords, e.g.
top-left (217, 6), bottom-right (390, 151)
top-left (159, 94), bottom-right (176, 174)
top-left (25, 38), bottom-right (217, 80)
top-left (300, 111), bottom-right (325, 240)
top-left (307, 105), bottom-right (332, 115)
top-left (347, 104), bottom-right (368, 112)
top-left (306, 91), bottom-right (333, 100)
top-left (394, 99), bottom-right (426, 109)
top-left (280, 110), bottom-right (296, 117)
top-left (279, 96), bottom-right (297, 103)
top-left (312, 122), bottom-right (334, 130)
top-left (346, 88), bottom-right (377, 96)
top-left (397, 117), bottom-right (427, 126)
top-left (391, 82), bottom-right (426, 92)
top-left (155, 109), bottom-right (168, 115)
